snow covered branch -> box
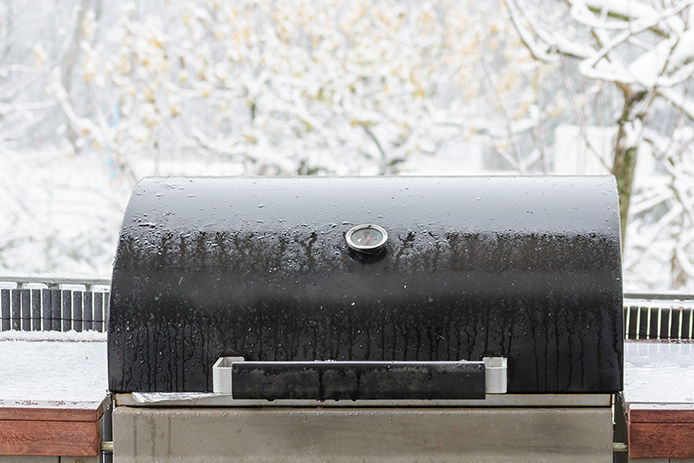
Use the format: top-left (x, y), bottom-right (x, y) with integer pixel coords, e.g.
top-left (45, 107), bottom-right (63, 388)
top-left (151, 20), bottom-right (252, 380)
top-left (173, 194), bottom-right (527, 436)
top-left (507, 0), bottom-right (694, 288)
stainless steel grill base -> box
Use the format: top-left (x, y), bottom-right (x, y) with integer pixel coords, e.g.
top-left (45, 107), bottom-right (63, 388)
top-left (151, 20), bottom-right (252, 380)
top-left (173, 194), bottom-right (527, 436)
top-left (112, 404), bottom-right (613, 462)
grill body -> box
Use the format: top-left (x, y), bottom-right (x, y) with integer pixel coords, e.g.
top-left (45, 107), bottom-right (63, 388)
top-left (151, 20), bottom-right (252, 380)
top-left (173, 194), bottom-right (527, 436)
top-left (108, 176), bottom-right (622, 393)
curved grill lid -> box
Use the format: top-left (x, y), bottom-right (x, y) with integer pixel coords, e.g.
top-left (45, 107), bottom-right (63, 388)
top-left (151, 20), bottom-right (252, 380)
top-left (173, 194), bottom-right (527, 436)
top-left (108, 176), bottom-right (623, 393)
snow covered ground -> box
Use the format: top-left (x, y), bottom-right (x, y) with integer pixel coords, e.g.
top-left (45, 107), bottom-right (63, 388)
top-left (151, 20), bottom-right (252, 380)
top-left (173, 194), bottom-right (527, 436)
top-left (624, 341), bottom-right (694, 404)
top-left (0, 331), bottom-right (107, 402)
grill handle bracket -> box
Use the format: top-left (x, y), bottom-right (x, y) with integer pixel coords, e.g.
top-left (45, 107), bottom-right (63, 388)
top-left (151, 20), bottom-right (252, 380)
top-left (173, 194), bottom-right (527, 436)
top-left (483, 356), bottom-right (508, 394)
top-left (213, 358), bottom-right (489, 400)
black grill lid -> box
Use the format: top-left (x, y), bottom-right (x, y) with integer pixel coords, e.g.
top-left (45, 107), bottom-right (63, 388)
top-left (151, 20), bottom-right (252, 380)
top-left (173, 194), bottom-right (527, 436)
top-left (108, 176), bottom-right (623, 394)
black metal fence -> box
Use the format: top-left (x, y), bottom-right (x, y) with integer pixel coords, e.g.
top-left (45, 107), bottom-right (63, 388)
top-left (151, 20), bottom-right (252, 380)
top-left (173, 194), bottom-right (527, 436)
top-left (623, 292), bottom-right (694, 341)
top-left (0, 276), bottom-right (693, 338)
top-left (0, 275), bottom-right (110, 333)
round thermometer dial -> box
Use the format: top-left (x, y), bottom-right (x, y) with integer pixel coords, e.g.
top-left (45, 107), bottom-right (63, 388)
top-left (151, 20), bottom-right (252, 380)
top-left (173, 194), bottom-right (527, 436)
top-left (345, 224), bottom-right (388, 253)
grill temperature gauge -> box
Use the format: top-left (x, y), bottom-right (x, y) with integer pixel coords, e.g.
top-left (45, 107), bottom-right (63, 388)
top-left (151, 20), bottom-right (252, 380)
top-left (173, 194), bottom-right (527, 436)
top-left (345, 224), bottom-right (388, 253)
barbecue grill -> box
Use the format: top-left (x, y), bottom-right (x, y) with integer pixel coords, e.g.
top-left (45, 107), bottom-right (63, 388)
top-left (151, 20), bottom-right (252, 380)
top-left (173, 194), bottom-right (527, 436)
top-left (108, 176), bottom-right (623, 462)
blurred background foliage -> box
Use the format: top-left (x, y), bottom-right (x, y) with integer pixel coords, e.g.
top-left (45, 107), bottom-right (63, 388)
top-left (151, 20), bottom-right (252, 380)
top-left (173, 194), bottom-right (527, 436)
top-left (0, 0), bottom-right (693, 290)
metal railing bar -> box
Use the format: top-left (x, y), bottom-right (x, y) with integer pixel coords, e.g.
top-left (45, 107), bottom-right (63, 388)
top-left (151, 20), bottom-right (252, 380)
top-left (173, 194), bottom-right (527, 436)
top-left (624, 291), bottom-right (694, 301)
top-left (0, 274), bottom-right (111, 290)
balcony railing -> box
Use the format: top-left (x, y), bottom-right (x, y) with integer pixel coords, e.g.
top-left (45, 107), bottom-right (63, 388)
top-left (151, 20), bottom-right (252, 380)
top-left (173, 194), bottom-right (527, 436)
top-left (1, 275), bottom-right (693, 339)
top-left (0, 275), bottom-right (110, 333)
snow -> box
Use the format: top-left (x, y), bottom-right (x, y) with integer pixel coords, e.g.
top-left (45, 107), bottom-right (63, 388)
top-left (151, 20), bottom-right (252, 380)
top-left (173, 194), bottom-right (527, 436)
top-left (660, 88), bottom-right (694, 120)
top-left (1, 0), bottom-right (694, 291)
top-left (628, 29), bottom-right (694, 87)
top-left (624, 341), bottom-right (694, 404)
top-left (504, 0), bottom-right (694, 290)
top-left (0, 329), bottom-right (106, 342)
top-left (0, 335), bottom-right (107, 402)
top-left (583, 0), bottom-right (660, 23)
top-left (0, 149), bottom-right (131, 275)
top-left (0, 144), bottom-right (690, 290)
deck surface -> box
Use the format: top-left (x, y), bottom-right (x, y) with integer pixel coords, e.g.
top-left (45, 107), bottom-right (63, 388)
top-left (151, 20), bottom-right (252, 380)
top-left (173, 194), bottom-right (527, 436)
top-left (0, 335), bottom-right (107, 456)
top-left (2, 336), bottom-right (694, 458)
top-left (623, 341), bottom-right (694, 459)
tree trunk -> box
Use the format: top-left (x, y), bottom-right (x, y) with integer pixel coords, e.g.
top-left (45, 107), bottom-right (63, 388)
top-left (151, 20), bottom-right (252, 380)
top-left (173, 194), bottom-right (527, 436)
top-left (612, 144), bottom-right (638, 248)
top-left (611, 91), bottom-right (644, 250)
